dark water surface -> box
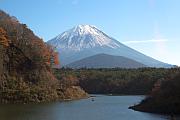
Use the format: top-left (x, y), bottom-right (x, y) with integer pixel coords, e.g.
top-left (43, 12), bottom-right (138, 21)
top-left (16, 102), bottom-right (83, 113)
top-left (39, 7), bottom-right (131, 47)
top-left (0, 95), bottom-right (175, 120)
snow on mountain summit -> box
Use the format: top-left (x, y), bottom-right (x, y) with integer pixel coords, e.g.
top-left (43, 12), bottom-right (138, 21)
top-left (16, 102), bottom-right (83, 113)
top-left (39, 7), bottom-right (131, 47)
top-left (48, 25), bottom-right (121, 51)
top-left (47, 25), bottom-right (172, 68)
top-left (72, 25), bottom-right (99, 35)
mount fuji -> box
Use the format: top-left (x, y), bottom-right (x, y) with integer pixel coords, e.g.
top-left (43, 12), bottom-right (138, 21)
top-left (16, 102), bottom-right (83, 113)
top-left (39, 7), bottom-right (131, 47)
top-left (47, 25), bottom-right (172, 68)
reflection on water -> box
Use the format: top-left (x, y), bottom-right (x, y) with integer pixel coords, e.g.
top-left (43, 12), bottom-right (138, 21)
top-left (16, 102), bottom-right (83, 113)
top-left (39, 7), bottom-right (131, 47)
top-left (0, 95), bottom-right (175, 120)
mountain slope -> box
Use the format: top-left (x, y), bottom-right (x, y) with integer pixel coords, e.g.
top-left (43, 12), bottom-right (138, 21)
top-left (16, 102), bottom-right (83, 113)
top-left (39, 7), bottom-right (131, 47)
top-left (48, 25), bottom-right (172, 68)
top-left (0, 10), bottom-right (87, 103)
top-left (66, 53), bottom-right (147, 68)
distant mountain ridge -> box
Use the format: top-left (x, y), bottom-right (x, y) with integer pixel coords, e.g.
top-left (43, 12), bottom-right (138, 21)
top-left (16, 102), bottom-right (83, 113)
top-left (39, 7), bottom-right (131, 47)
top-left (48, 25), bottom-right (172, 68)
top-left (66, 53), bottom-right (147, 68)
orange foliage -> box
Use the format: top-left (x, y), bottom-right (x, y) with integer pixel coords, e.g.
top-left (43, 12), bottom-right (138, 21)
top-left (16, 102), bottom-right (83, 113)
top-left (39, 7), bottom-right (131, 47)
top-left (0, 10), bottom-right (60, 67)
top-left (53, 52), bottom-right (60, 65)
top-left (0, 27), bottom-right (9, 47)
top-left (45, 45), bottom-right (60, 67)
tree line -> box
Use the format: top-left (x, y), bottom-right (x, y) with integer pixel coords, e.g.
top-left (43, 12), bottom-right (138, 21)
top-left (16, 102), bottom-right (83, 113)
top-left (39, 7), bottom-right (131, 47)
top-left (53, 67), bottom-right (179, 95)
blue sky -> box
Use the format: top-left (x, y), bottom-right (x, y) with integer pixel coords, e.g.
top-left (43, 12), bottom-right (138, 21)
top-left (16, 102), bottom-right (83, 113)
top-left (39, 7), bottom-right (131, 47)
top-left (0, 0), bottom-right (180, 66)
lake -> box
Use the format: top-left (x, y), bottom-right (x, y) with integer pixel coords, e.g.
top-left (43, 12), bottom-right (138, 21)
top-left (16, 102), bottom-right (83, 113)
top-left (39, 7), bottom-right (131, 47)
top-left (0, 95), bottom-right (174, 120)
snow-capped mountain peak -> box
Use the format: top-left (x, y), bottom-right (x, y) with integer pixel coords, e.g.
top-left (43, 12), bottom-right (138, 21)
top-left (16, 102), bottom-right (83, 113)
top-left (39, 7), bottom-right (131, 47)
top-left (47, 25), bottom-right (171, 68)
top-left (72, 25), bottom-right (99, 35)
top-left (48, 25), bottom-right (121, 51)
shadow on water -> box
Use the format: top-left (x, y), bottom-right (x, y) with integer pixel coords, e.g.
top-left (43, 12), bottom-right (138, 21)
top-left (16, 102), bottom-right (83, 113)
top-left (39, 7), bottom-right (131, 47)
top-left (0, 95), bottom-right (179, 120)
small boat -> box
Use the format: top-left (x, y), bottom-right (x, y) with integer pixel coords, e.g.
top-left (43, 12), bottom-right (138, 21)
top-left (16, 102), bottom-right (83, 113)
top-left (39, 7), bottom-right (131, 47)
top-left (91, 98), bottom-right (95, 101)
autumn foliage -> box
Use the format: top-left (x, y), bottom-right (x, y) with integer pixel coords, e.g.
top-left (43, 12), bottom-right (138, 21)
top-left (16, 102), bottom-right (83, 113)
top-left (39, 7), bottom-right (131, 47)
top-left (0, 10), bottom-right (61, 103)
top-left (0, 10), bottom-right (60, 67)
top-left (0, 27), bottom-right (9, 47)
top-left (45, 45), bottom-right (60, 67)
top-left (53, 52), bottom-right (60, 65)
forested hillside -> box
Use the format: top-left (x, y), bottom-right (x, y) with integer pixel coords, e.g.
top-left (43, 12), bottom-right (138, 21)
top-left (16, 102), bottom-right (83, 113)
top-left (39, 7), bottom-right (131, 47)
top-left (130, 69), bottom-right (180, 114)
top-left (0, 10), bottom-right (87, 103)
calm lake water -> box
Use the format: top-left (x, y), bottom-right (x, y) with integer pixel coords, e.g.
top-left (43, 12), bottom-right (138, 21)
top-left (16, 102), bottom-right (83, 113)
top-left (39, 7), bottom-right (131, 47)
top-left (0, 95), bottom-right (175, 120)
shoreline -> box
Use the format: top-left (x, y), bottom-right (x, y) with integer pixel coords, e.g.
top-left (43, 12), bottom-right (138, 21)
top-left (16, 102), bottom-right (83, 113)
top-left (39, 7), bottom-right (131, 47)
top-left (129, 105), bottom-right (180, 116)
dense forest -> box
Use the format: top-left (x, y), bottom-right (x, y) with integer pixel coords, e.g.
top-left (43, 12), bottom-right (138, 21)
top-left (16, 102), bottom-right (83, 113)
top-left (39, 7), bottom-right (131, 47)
top-left (0, 10), bottom-right (87, 103)
top-left (53, 68), bottom-right (179, 95)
